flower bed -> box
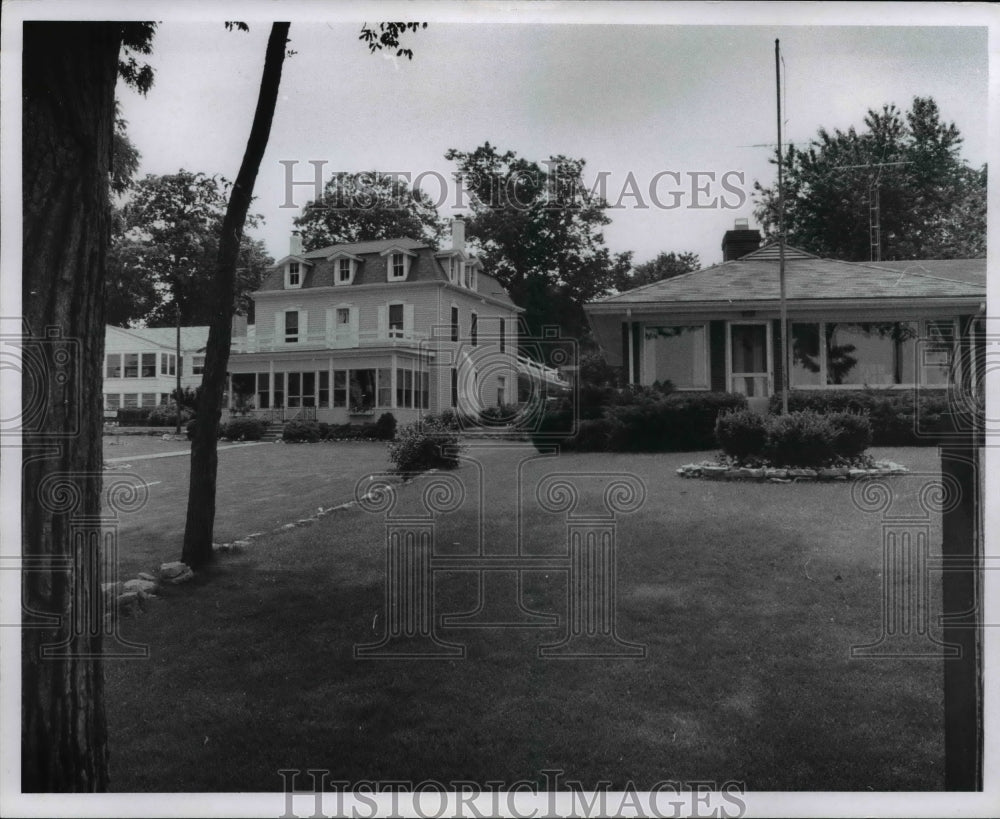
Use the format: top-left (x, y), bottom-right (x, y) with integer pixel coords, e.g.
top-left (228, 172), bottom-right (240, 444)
top-left (676, 459), bottom-right (909, 483)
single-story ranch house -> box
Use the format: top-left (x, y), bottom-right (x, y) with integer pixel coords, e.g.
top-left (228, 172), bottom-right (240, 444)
top-left (585, 220), bottom-right (986, 409)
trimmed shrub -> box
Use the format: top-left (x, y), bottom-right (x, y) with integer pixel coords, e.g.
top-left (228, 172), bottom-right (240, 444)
top-left (715, 409), bottom-right (769, 462)
top-left (146, 403), bottom-right (194, 427)
top-left (768, 389), bottom-right (951, 446)
top-left (388, 418), bottom-right (461, 474)
top-left (282, 419), bottom-right (320, 443)
top-left (116, 407), bottom-right (152, 427)
top-left (373, 412), bottom-right (398, 441)
top-left (764, 411), bottom-right (838, 468)
top-left (827, 411), bottom-right (873, 459)
top-left (224, 417), bottom-right (267, 442)
top-left (317, 422), bottom-right (332, 440)
top-left (436, 409), bottom-right (461, 431)
top-left (604, 392), bottom-right (748, 452)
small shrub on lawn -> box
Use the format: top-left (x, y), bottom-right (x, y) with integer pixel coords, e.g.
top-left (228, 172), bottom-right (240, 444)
top-left (224, 417), bottom-right (267, 442)
top-left (146, 403), bottom-right (193, 427)
top-left (827, 411), bottom-right (873, 460)
top-left (373, 412), bottom-right (397, 441)
top-left (715, 409), bottom-right (769, 462)
top-left (762, 411), bottom-right (838, 468)
top-left (282, 419), bottom-right (321, 443)
top-left (388, 418), bottom-right (461, 474)
top-left (317, 422), bottom-right (332, 440)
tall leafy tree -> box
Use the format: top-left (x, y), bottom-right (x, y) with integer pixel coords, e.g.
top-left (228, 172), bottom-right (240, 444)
top-left (181, 22), bottom-right (427, 570)
top-left (753, 96), bottom-right (986, 261)
top-left (446, 143), bottom-right (632, 351)
top-left (294, 171), bottom-right (444, 250)
top-left (22, 20), bottom-right (154, 792)
top-left (105, 170), bottom-right (272, 327)
top-left (620, 251), bottom-right (699, 289)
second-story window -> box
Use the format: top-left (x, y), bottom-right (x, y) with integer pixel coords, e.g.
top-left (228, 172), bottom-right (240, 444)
top-left (192, 356), bottom-right (205, 375)
top-left (471, 312), bottom-right (478, 346)
top-left (285, 310), bottom-right (299, 343)
top-left (451, 306), bottom-right (459, 342)
top-left (336, 307), bottom-right (351, 327)
top-left (338, 258), bottom-right (351, 283)
top-left (288, 261), bottom-right (301, 287)
top-left (499, 317), bottom-right (506, 353)
top-left (388, 304), bottom-right (404, 338)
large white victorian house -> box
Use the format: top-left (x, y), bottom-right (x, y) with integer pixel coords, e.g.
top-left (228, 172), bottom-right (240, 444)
top-left (226, 219), bottom-right (528, 423)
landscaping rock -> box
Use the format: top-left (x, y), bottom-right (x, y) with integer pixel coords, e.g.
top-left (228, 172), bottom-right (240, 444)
top-left (296, 518), bottom-right (315, 526)
top-left (246, 532), bottom-right (265, 540)
top-left (159, 561), bottom-right (193, 584)
top-left (123, 578), bottom-right (158, 595)
top-left (138, 572), bottom-right (157, 582)
top-left (702, 466), bottom-right (728, 480)
top-left (101, 581), bottom-right (123, 596)
top-left (116, 590), bottom-right (142, 614)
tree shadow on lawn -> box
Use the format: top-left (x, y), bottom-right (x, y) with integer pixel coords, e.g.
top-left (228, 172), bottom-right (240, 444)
top-left (105, 453), bottom-right (945, 792)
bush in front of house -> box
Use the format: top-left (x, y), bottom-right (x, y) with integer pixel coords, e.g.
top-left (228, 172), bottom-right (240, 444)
top-left (373, 412), bottom-right (398, 441)
top-left (716, 408), bottom-right (873, 467)
top-left (388, 417), bottom-right (461, 474)
top-left (768, 388), bottom-right (952, 445)
top-left (528, 391), bottom-right (748, 453)
top-left (282, 419), bottom-right (321, 443)
top-left (715, 408), bottom-right (769, 462)
top-left (116, 407), bottom-right (152, 427)
top-left (604, 392), bottom-right (748, 452)
top-left (146, 403), bottom-right (194, 427)
top-left (224, 417), bottom-right (267, 441)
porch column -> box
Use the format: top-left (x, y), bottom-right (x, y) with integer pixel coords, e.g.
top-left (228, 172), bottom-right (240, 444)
top-left (226, 373), bottom-right (232, 410)
top-left (625, 311), bottom-right (635, 385)
top-left (268, 359), bottom-right (275, 409)
top-left (328, 356), bottom-right (334, 412)
top-left (391, 352), bottom-right (398, 408)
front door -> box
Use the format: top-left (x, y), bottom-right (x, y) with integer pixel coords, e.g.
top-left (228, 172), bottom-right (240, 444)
top-left (728, 322), bottom-right (772, 406)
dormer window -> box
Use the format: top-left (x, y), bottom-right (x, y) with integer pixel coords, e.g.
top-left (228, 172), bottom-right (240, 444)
top-left (338, 258), bottom-right (351, 283)
top-left (380, 246), bottom-right (415, 281)
top-left (288, 262), bottom-right (300, 286)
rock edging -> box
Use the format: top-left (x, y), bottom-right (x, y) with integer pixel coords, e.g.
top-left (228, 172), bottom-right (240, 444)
top-left (676, 460), bottom-right (909, 483)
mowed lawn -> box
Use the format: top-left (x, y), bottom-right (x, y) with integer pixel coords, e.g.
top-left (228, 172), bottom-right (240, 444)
top-left (104, 444), bottom-right (947, 792)
top-left (103, 438), bottom-right (395, 578)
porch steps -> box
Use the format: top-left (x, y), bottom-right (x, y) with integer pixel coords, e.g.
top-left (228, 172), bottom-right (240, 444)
top-left (261, 422), bottom-right (285, 442)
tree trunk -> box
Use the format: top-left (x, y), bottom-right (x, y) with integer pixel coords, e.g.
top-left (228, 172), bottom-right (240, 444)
top-left (181, 23), bottom-right (289, 569)
top-left (21, 22), bottom-right (123, 791)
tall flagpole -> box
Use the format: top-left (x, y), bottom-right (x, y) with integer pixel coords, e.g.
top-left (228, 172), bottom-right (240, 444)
top-left (776, 39), bottom-right (789, 415)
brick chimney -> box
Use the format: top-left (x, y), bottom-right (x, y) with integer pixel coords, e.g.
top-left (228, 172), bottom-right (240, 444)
top-left (290, 231), bottom-right (303, 257)
top-left (451, 216), bottom-right (465, 252)
top-left (721, 218), bottom-right (762, 261)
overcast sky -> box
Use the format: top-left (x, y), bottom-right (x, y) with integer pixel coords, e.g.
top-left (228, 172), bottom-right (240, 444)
top-left (113, 3), bottom-right (991, 269)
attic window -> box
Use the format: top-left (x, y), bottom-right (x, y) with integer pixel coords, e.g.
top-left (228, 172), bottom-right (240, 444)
top-left (390, 253), bottom-right (406, 280)
top-left (338, 258), bottom-right (351, 283)
top-left (287, 261), bottom-right (302, 288)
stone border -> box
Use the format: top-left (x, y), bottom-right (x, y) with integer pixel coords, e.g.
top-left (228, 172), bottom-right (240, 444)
top-left (676, 460), bottom-right (909, 483)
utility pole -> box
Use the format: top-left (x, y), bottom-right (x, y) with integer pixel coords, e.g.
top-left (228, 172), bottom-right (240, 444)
top-left (775, 39), bottom-right (789, 415)
top-left (175, 298), bottom-right (182, 435)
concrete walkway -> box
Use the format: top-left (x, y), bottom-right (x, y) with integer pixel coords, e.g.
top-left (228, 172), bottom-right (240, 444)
top-left (103, 441), bottom-right (266, 464)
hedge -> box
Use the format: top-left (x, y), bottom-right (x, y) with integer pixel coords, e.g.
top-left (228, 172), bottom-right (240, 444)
top-left (530, 391), bottom-right (748, 452)
top-left (388, 417), bottom-right (461, 473)
top-left (767, 389), bottom-right (964, 445)
top-left (116, 407), bottom-right (152, 426)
